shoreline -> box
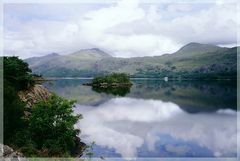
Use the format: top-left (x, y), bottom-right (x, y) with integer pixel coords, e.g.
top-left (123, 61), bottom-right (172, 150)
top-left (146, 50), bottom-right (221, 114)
top-left (40, 77), bottom-right (237, 81)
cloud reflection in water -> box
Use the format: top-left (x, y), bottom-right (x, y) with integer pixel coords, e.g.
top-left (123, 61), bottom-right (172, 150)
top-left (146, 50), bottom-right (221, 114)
top-left (74, 97), bottom-right (237, 158)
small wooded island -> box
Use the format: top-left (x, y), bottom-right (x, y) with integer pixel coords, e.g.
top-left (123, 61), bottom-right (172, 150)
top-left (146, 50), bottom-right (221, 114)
top-left (84, 73), bottom-right (133, 88)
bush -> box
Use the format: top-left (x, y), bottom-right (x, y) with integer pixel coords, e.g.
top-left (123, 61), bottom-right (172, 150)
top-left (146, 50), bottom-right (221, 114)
top-left (92, 73), bottom-right (131, 84)
top-left (29, 94), bottom-right (82, 156)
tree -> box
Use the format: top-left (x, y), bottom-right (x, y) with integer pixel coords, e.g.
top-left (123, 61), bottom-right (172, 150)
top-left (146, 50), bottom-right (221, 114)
top-left (4, 81), bottom-right (26, 144)
top-left (29, 94), bottom-right (82, 156)
top-left (3, 56), bottom-right (33, 144)
top-left (4, 56), bottom-right (34, 90)
top-left (92, 73), bottom-right (131, 85)
top-left (165, 61), bottom-right (172, 67)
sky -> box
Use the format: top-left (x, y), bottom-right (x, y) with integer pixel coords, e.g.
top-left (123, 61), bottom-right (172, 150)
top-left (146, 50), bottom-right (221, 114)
top-left (3, 0), bottom-right (239, 58)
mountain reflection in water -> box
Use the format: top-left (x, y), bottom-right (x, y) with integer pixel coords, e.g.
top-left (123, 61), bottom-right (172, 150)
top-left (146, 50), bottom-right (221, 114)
top-left (44, 79), bottom-right (237, 158)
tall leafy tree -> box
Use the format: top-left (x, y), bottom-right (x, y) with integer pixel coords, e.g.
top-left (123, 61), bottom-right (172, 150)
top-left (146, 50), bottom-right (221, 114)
top-left (3, 56), bottom-right (32, 144)
top-left (4, 56), bottom-right (34, 90)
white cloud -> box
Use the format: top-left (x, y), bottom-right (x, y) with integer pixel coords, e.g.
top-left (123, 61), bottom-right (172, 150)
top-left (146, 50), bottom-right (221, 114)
top-left (167, 4), bottom-right (193, 12)
top-left (3, 1), bottom-right (238, 58)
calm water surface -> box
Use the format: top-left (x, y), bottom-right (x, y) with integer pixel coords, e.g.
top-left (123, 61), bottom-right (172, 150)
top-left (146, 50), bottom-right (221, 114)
top-left (44, 79), bottom-right (237, 158)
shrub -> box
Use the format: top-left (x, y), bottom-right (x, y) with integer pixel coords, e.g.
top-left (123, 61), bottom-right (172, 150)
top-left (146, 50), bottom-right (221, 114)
top-left (92, 73), bottom-right (131, 84)
top-left (29, 94), bottom-right (82, 156)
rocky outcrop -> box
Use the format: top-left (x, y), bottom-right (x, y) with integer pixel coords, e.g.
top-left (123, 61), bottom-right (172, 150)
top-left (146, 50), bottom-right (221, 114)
top-left (18, 84), bottom-right (51, 108)
top-left (1, 85), bottom-right (52, 160)
top-left (7, 84), bottom-right (86, 158)
top-left (1, 144), bottom-right (26, 161)
top-left (72, 137), bottom-right (87, 157)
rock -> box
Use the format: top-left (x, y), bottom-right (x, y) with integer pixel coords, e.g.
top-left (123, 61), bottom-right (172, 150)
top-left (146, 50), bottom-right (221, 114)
top-left (1, 144), bottom-right (26, 161)
top-left (18, 84), bottom-right (51, 109)
top-left (82, 83), bottom-right (92, 86)
top-left (3, 145), bottom-right (23, 157)
top-left (23, 111), bottom-right (31, 118)
top-left (72, 136), bottom-right (87, 157)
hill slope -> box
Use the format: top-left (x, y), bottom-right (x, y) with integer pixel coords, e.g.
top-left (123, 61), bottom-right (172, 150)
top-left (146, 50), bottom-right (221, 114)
top-left (25, 43), bottom-right (238, 79)
top-left (26, 48), bottom-right (112, 77)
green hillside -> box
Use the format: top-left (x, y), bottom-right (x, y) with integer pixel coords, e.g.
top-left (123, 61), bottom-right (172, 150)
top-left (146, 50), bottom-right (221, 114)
top-left (25, 43), bottom-right (238, 79)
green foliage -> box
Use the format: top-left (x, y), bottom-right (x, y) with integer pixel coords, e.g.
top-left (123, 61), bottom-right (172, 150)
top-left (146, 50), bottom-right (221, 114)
top-left (91, 73), bottom-right (132, 96)
top-left (4, 56), bottom-right (34, 90)
top-left (44, 68), bottom-right (108, 77)
top-left (3, 56), bottom-right (34, 144)
top-left (3, 56), bottom-right (83, 157)
top-left (6, 94), bottom-right (82, 157)
top-left (29, 94), bottom-right (82, 156)
top-left (92, 73), bottom-right (131, 85)
top-left (165, 61), bottom-right (172, 67)
top-left (4, 81), bottom-right (26, 144)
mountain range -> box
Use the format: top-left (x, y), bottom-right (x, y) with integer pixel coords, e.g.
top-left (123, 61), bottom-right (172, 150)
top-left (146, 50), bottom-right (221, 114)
top-left (25, 42), bottom-right (238, 79)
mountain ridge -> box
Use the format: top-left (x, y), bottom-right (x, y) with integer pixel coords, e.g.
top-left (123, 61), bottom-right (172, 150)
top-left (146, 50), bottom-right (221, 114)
top-left (69, 48), bottom-right (111, 58)
top-left (25, 42), bottom-right (238, 79)
top-left (175, 42), bottom-right (224, 54)
top-left (26, 42), bottom-right (228, 59)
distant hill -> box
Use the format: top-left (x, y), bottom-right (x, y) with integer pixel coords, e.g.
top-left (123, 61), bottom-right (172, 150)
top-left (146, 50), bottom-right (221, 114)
top-left (25, 43), bottom-right (238, 79)
top-left (175, 42), bottom-right (223, 54)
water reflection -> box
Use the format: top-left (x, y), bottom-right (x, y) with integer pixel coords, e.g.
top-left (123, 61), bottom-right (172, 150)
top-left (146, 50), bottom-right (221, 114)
top-left (44, 79), bottom-right (237, 158)
top-left (44, 79), bottom-right (113, 105)
top-left (74, 97), bottom-right (237, 158)
top-left (129, 80), bottom-right (236, 113)
top-left (44, 80), bottom-right (236, 113)
top-left (92, 86), bottom-right (131, 96)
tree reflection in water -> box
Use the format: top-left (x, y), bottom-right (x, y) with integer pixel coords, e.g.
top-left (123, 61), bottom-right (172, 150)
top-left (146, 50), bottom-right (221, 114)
top-left (92, 86), bottom-right (131, 96)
